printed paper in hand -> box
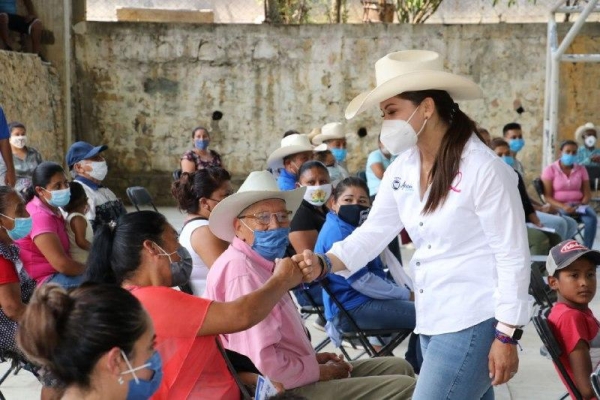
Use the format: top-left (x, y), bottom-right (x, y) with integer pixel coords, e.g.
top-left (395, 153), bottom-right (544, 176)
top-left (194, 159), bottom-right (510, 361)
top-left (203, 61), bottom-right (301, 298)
top-left (255, 375), bottom-right (278, 400)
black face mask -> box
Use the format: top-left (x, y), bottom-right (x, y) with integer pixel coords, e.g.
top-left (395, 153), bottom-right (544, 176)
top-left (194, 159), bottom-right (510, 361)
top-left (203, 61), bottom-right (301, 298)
top-left (337, 204), bottom-right (370, 227)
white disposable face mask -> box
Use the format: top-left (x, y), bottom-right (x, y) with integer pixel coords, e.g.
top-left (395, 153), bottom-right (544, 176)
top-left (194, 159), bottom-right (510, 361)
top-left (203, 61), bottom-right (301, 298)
top-left (87, 161), bottom-right (108, 181)
top-left (9, 136), bottom-right (26, 149)
top-left (585, 136), bottom-right (597, 148)
top-left (380, 106), bottom-right (427, 156)
top-left (302, 183), bottom-right (332, 207)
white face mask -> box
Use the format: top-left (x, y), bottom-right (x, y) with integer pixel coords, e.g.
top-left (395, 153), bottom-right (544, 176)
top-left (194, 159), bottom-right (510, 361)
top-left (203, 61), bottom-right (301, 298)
top-left (380, 106), bottom-right (427, 156)
top-left (9, 136), bottom-right (26, 149)
top-left (585, 136), bottom-right (597, 148)
top-left (86, 160), bottom-right (108, 181)
top-left (302, 183), bottom-right (332, 207)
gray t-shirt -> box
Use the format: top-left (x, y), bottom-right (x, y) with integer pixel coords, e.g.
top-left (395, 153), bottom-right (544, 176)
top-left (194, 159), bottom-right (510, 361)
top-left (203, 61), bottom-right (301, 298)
top-left (0, 147), bottom-right (43, 192)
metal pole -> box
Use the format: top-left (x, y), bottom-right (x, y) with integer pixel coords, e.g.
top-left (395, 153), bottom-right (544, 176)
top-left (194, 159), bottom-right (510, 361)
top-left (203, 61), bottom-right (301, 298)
top-left (543, 14), bottom-right (558, 169)
top-left (561, 54), bottom-right (600, 62)
top-left (555, 0), bottom-right (599, 57)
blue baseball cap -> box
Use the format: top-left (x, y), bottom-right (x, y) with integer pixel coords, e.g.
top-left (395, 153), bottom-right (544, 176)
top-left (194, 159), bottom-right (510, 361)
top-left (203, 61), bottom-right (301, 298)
top-left (66, 141), bottom-right (108, 169)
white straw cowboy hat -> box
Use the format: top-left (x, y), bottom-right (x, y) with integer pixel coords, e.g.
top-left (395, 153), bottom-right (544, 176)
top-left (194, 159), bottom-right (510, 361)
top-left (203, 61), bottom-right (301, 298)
top-left (308, 127), bottom-right (321, 142)
top-left (345, 50), bottom-right (483, 119)
top-left (267, 134), bottom-right (314, 171)
top-left (575, 122), bottom-right (598, 142)
top-left (312, 122), bottom-right (346, 145)
top-left (209, 170), bottom-right (306, 242)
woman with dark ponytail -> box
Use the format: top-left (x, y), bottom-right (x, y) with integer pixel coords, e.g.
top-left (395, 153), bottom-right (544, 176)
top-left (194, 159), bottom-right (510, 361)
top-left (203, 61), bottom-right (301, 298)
top-left (85, 211), bottom-right (303, 398)
top-left (16, 161), bottom-right (85, 288)
top-left (294, 50), bottom-right (530, 399)
top-left (171, 167), bottom-right (232, 296)
top-left (18, 284), bottom-right (160, 400)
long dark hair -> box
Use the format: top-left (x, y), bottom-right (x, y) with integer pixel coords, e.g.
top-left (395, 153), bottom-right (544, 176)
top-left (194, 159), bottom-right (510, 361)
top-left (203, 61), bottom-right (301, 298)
top-left (171, 167), bottom-right (231, 214)
top-left (84, 211), bottom-right (167, 285)
top-left (17, 283), bottom-right (147, 389)
top-left (398, 90), bottom-right (479, 214)
top-left (23, 162), bottom-right (65, 203)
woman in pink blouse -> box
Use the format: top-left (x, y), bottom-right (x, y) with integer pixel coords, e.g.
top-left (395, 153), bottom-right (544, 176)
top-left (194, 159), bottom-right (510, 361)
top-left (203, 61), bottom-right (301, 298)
top-left (542, 140), bottom-right (597, 248)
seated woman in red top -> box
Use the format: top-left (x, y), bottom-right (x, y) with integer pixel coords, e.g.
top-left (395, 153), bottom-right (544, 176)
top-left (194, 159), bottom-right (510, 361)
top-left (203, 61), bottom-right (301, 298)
top-left (84, 211), bottom-right (302, 399)
top-left (542, 140), bottom-right (597, 249)
top-left (16, 162), bottom-right (85, 287)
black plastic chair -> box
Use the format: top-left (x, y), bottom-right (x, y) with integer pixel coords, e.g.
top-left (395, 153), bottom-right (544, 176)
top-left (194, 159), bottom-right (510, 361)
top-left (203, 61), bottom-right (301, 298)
top-left (172, 169), bottom-right (182, 181)
top-left (532, 308), bottom-right (583, 400)
top-left (356, 170), bottom-right (367, 183)
top-left (319, 277), bottom-right (412, 360)
top-left (585, 165), bottom-right (600, 212)
top-left (126, 186), bottom-right (158, 212)
top-left (296, 287), bottom-right (331, 352)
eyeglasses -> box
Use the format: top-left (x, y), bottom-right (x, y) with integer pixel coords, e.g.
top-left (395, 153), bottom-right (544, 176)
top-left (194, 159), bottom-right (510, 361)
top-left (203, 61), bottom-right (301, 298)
top-left (238, 211), bottom-right (292, 226)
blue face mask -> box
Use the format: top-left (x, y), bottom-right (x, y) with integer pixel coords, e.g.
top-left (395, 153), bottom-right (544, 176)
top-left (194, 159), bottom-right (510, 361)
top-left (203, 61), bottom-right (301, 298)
top-left (122, 350), bottom-right (163, 400)
top-left (501, 155), bottom-right (515, 167)
top-left (561, 153), bottom-right (576, 167)
top-left (42, 187), bottom-right (71, 208)
top-left (330, 148), bottom-right (347, 163)
top-left (0, 214), bottom-right (32, 241)
top-left (509, 138), bottom-right (525, 153)
top-left (246, 225), bottom-right (290, 261)
top-left (195, 139), bottom-right (209, 150)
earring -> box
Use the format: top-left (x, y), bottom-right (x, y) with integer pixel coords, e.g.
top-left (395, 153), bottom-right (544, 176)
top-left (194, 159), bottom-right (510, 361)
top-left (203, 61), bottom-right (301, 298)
top-left (118, 376), bottom-right (124, 385)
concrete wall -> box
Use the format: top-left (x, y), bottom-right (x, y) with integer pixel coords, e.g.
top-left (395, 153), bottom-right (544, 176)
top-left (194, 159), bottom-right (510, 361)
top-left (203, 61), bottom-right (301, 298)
top-left (0, 50), bottom-right (64, 163)
top-left (72, 22), bottom-right (600, 204)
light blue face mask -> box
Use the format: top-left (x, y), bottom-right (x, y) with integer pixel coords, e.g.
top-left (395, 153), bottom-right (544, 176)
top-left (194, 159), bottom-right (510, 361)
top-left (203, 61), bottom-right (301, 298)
top-left (242, 220), bottom-right (290, 261)
top-left (561, 153), bottom-right (577, 167)
top-left (0, 214), bottom-right (32, 241)
top-left (42, 187), bottom-right (71, 208)
top-left (501, 155), bottom-right (515, 167)
top-left (330, 148), bottom-right (347, 163)
top-left (121, 350), bottom-right (163, 400)
top-left (509, 138), bottom-right (525, 153)
top-left (195, 139), bottom-right (209, 150)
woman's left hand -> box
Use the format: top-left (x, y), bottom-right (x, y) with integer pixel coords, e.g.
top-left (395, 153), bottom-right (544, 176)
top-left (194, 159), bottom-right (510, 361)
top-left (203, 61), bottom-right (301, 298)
top-left (488, 339), bottom-right (519, 385)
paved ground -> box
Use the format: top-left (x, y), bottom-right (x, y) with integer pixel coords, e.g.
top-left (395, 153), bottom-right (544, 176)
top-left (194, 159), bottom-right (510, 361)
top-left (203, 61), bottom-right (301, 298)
top-left (0, 206), bottom-right (594, 399)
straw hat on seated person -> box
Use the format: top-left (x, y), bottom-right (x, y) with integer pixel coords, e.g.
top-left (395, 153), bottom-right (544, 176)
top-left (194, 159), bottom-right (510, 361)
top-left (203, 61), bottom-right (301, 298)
top-left (209, 170), bottom-right (305, 242)
top-left (345, 49), bottom-right (482, 120)
top-left (574, 122), bottom-right (598, 143)
top-left (266, 134), bottom-right (314, 172)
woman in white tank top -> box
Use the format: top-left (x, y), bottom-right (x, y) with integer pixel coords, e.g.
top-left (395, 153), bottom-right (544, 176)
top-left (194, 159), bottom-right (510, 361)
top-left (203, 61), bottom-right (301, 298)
top-left (171, 168), bottom-right (233, 296)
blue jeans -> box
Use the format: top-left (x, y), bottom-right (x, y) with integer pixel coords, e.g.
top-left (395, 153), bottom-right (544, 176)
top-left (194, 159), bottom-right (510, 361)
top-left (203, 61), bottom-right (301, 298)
top-left (46, 273), bottom-right (84, 289)
top-left (558, 207), bottom-right (597, 248)
top-left (413, 318), bottom-right (495, 400)
top-left (536, 211), bottom-right (579, 240)
top-left (334, 298), bottom-right (421, 373)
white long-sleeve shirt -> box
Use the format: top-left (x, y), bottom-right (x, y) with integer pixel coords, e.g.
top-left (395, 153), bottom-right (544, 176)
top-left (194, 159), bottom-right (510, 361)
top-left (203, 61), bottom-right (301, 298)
top-left (330, 136), bottom-right (532, 335)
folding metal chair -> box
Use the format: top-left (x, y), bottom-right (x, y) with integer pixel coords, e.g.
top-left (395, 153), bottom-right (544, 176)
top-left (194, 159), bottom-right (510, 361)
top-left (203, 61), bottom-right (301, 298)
top-left (533, 178), bottom-right (585, 242)
top-left (584, 165), bottom-right (600, 212)
top-left (592, 365), bottom-right (600, 399)
top-left (532, 308), bottom-right (583, 400)
top-left (295, 286), bottom-right (331, 352)
top-left (0, 350), bottom-right (39, 400)
top-left (126, 186), bottom-right (158, 212)
top-left (319, 277), bottom-right (412, 361)
top-left (529, 262), bottom-right (556, 310)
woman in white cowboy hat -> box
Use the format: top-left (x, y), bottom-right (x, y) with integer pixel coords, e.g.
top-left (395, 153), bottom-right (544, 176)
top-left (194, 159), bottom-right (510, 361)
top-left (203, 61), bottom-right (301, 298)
top-left (575, 122), bottom-right (600, 166)
top-left (293, 49), bottom-right (531, 399)
top-left (267, 134), bottom-right (314, 191)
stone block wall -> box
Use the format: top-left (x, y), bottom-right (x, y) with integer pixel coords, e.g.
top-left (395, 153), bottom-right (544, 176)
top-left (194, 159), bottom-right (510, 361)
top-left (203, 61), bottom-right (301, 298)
top-left (72, 22), bottom-right (600, 205)
top-left (0, 51), bottom-right (64, 164)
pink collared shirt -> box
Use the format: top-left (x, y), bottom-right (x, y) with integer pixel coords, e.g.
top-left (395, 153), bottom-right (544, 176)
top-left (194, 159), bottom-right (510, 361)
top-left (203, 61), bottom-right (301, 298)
top-left (541, 160), bottom-right (589, 204)
top-left (204, 237), bottom-right (320, 389)
top-left (16, 196), bottom-right (70, 284)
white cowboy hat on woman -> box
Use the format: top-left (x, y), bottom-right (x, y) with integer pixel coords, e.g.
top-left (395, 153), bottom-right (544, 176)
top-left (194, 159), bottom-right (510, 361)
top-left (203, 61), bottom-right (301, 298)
top-left (312, 122), bottom-right (346, 145)
top-left (209, 170), bottom-right (305, 242)
top-left (267, 134), bottom-right (314, 171)
top-left (574, 122), bottom-right (598, 142)
top-left (345, 50), bottom-right (483, 119)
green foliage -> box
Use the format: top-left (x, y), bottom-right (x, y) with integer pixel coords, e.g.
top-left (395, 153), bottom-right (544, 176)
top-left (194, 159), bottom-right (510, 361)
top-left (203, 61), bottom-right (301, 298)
top-left (395, 0), bottom-right (444, 23)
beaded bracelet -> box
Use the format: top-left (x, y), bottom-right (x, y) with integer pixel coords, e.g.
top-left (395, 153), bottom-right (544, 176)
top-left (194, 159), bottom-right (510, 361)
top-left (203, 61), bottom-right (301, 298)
top-left (315, 253), bottom-right (332, 281)
top-left (495, 329), bottom-right (521, 349)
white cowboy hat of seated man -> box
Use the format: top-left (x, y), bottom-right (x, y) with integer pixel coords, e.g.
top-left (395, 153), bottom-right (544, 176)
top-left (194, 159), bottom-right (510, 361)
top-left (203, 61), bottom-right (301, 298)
top-left (208, 170), bottom-right (306, 243)
top-left (345, 50), bottom-right (483, 155)
top-left (267, 134), bottom-right (314, 172)
top-left (574, 122), bottom-right (598, 144)
top-left (312, 122), bottom-right (346, 145)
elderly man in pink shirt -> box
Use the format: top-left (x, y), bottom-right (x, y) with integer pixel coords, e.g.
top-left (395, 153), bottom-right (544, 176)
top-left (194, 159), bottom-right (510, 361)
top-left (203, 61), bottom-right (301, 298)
top-left (205, 170), bottom-right (415, 399)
